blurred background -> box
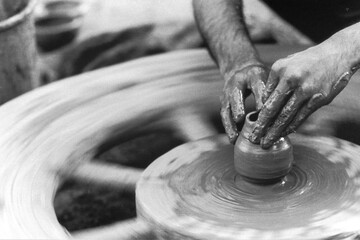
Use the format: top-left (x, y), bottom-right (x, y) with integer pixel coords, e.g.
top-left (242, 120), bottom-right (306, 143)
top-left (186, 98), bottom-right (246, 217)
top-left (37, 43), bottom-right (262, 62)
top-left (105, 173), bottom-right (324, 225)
top-left (35, 0), bottom-right (314, 85)
top-left (35, 0), bottom-right (201, 84)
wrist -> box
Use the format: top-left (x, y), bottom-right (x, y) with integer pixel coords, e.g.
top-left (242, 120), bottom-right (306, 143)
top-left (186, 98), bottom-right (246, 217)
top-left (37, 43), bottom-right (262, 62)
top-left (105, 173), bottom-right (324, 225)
top-left (219, 48), bottom-right (260, 75)
top-left (224, 62), bottom-right (266, 82)
top-left (317, 35), bottom-right (360, 86)
top-left (324, 25), bottom-right (360, 71)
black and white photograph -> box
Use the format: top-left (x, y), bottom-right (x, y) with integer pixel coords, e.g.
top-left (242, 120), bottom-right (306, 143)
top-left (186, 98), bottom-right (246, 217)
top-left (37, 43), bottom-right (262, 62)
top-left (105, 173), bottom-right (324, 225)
top-left (1, 0), bottom-right (360, 239)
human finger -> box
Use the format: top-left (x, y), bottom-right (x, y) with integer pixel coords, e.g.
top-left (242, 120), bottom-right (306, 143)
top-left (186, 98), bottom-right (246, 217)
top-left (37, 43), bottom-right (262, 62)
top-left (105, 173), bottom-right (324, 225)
top-left (220, 96), bottom-right (238, 144)
top-left (281, 92), bottom-right (326, 137)
top-left (229, 83), bottom-right (247, 124)
top-left (261, 89), bottom-right (308, 148)
top-left (282, 72), bottom-right (351, 136)
top-left (262, 66), bottom-right (280, 103)
top-left (249, 80), bottom-right (294, 143)
top-left (249, 70), bottom-right (267, 110)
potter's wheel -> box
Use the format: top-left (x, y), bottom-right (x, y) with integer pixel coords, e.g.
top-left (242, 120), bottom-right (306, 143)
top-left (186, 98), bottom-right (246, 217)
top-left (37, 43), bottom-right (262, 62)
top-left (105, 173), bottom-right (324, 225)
top-left (137, 134), bottom-right (360, 239)
top-left (3, 48), bottom-right (360, 239)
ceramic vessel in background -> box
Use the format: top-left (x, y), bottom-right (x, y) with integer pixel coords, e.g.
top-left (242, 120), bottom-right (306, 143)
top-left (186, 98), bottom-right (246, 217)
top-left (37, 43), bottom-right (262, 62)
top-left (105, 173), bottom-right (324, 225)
top-left (234, 111), bottom-right (293, 182)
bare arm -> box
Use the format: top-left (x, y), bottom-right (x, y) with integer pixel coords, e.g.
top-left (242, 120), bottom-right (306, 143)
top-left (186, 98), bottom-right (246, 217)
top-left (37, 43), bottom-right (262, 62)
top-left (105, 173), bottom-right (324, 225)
top-left (193, 0), bottom-right (268, 143)
top-left (193, 0), bottom-right (259, 74)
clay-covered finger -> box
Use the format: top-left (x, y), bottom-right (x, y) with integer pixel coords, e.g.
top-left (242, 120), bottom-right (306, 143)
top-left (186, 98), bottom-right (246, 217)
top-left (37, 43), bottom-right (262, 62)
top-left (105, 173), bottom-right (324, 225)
top-left (229, 86), bottom-right (246, 124)
top-left (261, 90), bottom-right (307, 148)
top-left (250, 71), bottom-right (267, 110)
top-left (281, 73), bottom-right (351, 137)
top-left (249, 82), bottom-right (293, 143)
top-left (281, 93), bottom-right (326, 136)
top-left (220, 97), bottom-right (238, 144)
top-left (262, 67), bottom-right (279, 103)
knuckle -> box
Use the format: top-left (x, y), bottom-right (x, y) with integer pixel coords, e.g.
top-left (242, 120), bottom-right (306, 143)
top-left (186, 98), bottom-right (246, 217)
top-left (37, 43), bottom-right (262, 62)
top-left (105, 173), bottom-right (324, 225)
top-left (280, 65), bottom-right (306, 81)
top-left (271, 60), bottom-right (284, 72)
top-left (251, 65), bottom-right (267, 76)
top-left (285, 68), bottom-right (303, 80)
top-left (298, 85), bottom-right (314, 97)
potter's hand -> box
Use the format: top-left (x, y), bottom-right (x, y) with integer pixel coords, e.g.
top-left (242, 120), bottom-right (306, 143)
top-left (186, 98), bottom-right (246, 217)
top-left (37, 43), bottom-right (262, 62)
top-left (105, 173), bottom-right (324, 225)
top-left (193, 0), bottom-right (268, 144)
top-left (221, 64), bottom-right (267, 144)
top-left (249, 43), bottom-right (358, 148)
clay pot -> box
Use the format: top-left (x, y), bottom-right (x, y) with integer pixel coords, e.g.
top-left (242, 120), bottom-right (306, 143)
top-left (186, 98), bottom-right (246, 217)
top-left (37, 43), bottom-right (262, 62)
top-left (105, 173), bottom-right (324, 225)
top-left (234, 111), bottom-right (293, 182)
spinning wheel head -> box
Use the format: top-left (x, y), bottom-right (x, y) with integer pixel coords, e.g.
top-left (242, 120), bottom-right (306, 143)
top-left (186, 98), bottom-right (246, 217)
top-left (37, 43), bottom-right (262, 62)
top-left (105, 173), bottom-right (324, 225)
top-left (136, 135), bottom-right (360, 239)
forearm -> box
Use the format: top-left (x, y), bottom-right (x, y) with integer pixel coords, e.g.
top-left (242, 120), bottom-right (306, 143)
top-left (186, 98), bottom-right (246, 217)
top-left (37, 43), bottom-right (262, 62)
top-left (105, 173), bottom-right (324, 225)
top-left (320, 22), bottom-right (360, 73)
top-left (193, 0), bottom-right (262, 76)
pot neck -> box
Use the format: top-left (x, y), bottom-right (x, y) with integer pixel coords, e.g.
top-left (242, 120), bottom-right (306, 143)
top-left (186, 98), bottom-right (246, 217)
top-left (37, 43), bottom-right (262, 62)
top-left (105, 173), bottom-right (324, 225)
top-left (240, 111), bottom-right (257, 140)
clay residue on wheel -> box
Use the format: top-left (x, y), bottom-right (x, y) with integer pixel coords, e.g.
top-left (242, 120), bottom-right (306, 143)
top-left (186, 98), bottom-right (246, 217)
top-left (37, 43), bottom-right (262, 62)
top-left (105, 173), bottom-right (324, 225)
top-left (168, 146), bottom-right (359, 231)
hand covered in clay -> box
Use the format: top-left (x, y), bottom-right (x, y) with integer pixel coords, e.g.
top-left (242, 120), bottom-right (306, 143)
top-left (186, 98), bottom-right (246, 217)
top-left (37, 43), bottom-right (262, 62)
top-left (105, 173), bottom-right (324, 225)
top-left (221, 64), bottom-right (267, 144)
top-left (249, 43), bottom-right (358, 148)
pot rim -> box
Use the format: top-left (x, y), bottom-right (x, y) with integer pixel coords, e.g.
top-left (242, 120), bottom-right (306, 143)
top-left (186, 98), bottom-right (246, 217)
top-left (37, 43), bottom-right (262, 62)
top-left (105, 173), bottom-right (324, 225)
top-left (0, 0), bottom-right (37, 31)
top-left (240, 111), bottom-right (258, 140)
top-left (246, 110), bottom-right (259, 123)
